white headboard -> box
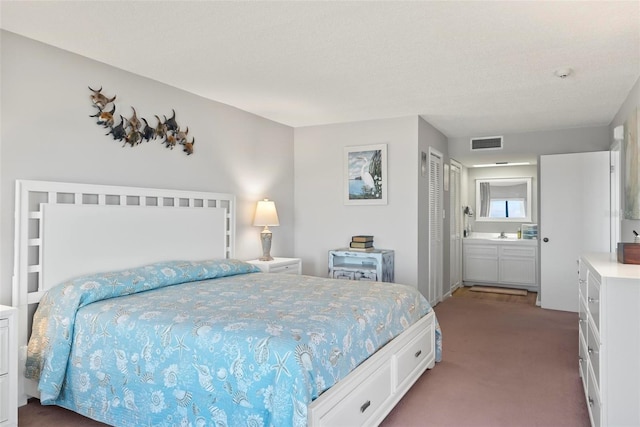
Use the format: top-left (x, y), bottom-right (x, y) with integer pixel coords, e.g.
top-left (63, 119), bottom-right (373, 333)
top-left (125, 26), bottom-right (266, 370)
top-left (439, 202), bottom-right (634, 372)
top-left (12, 180), bottom-right (236, 403)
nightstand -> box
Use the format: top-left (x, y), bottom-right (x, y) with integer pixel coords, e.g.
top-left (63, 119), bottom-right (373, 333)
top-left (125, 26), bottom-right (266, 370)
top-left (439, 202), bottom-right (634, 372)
top-left (0, 305), bottom-right (17, 427)
top-left (247, 257), bottom-right (302, 275)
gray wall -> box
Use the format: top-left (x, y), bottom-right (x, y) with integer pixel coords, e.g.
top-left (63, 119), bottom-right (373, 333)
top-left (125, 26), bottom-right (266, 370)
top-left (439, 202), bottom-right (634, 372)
top-left (294, 116), bottom-right (420, 287)
top-left (0, 31), bottom-right (295, 306)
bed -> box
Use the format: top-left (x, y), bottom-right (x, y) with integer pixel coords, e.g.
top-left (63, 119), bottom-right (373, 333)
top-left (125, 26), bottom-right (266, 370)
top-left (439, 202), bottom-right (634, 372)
top-left (12, 180), bottom-right (442, 427)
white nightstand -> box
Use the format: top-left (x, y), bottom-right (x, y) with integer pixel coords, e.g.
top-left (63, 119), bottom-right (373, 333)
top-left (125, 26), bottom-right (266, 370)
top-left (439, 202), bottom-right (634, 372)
top-left (247, 257), bottom-right (302, 275)
top-left (0, 305), bottom-right (17, 427)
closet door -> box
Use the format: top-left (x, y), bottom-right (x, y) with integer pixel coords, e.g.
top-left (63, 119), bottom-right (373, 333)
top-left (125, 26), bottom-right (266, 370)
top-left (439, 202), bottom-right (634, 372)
top-left (449, 161), bottom-right (463, 296)
top-left (540, 151), bottom-right (610, 312)
top-left (428, 149), bottom-right (444, 306)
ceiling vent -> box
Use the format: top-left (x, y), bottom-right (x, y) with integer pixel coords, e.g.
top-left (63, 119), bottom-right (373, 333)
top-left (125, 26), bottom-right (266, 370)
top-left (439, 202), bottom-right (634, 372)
top-left (470, 136), bottom-right (503, 151)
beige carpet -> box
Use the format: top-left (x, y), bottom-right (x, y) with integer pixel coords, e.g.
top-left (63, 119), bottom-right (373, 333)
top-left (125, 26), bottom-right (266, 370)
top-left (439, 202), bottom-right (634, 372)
top-left (469, 285), bottom-right (528, 296)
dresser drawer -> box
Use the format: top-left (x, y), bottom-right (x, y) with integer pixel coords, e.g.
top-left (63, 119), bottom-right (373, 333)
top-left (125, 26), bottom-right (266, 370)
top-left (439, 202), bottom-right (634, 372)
top-left (579, 298), bottom-right (588, 340)
top-left (587, 321), bottom-right (600, 390)
top-left (318, 363), bottom-right (392, 427)
top-left (587, 270), bottom-right (601, 331)
top-left (587, 365), bottom-right (601, 427)
top-left (333, 270), bottom-right (355, 280)
top-left (395, 319), bottom-right (434, 389)
top-left (269, 263), bottom-right (299, 274)
top-left (579, 330), bottom-right (588, 388)
top-left (354, 271), bottom-right (377, 281)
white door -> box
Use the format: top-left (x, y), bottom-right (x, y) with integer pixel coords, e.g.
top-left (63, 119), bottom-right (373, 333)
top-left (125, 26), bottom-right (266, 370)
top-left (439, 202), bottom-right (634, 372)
top-left (428, 148), bottom-right (443, 306)
top-left (449, 160), bottom-right (463, 296)
top-left (540, 151), bottom-right (610, 312)
top-left (610, 141), bottom-right (621, 250)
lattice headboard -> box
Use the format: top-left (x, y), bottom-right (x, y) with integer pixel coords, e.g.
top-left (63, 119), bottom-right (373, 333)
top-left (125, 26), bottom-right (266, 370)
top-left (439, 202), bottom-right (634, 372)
top-left (11, 180), bottom-right (236, 402)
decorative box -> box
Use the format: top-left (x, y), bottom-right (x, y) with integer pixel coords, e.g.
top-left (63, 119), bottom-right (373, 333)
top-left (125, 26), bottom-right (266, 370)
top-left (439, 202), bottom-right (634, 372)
top-left (617, 243), bottom-right (640, 264)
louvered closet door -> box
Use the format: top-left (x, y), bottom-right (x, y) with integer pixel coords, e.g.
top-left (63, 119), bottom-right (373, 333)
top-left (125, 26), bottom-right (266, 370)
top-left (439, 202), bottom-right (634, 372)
top-left (428, 149), bottom-right (443, 306)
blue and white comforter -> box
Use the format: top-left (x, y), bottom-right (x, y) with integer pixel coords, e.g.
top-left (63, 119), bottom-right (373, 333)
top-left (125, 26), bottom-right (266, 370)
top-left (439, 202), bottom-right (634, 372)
top-left (26, 259), bottom-right (441, 426)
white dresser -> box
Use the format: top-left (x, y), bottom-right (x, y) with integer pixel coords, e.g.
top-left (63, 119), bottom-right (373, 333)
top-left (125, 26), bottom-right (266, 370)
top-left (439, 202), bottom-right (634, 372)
top-left (0, 305), bottom-right (17, 427)
top-left (578, 253), bottom-right (640, 427)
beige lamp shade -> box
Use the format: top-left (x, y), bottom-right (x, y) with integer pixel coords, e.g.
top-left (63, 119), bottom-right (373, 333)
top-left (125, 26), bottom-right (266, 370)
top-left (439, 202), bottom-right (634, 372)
top-left (253, 199), bottom-right (279, 227)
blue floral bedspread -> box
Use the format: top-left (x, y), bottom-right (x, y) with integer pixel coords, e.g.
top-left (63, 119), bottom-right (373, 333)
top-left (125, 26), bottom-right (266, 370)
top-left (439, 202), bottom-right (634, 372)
top-left (26, 259), bottom-right (442, 427)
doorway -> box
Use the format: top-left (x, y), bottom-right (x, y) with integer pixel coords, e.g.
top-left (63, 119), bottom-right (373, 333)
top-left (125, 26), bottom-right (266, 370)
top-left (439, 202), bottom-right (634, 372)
top-left (449, 160), bottom-right (462, 296)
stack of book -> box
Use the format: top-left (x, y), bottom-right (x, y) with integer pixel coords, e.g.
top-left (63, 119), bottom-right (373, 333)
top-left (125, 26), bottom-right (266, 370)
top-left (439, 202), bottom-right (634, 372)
top-left (350, 235), bottom-right (375, 252)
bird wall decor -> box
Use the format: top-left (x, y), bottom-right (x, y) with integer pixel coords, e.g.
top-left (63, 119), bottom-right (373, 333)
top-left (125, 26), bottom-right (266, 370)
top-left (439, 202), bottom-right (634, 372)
top-left (89, 86), bottom-right (195, 155)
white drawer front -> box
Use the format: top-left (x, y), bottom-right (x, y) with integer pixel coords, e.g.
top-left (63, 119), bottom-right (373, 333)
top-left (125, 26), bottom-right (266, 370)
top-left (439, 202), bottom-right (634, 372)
top-left (464, 245), bottom-right (498, 257)
top-left (587, 321), bottom-right (600, 390)
top-left (500, 245), bottom-right (536, 257)
top-left (319, 363), bottom-right (392, 427)
top-left (0, 324), bottom-right (7, 376)
top-left (579, 298), bottom-right (588, 341)
top-left (579, 330), bottom-right (588, 389)
top-left (395, 322), bottom-right (434, 389)
top-left (270, 263), bottom-right (298, 274)
top-left (587, 366), bottom-right (601, 427)
top-left (587, 271), bottom-right (601, 331)
top-left (0, 375), bottom-right (7, 423)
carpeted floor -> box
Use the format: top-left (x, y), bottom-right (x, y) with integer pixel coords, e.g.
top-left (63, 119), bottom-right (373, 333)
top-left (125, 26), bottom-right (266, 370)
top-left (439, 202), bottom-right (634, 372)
top-left (18, 288), bottom-right (589, 426)
top-left (381, 288), bottom-right (589, 427)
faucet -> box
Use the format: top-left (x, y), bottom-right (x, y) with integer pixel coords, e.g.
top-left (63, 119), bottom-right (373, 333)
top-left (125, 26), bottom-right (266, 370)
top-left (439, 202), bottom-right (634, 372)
top-left (499, 231), bottom-right (506, 238)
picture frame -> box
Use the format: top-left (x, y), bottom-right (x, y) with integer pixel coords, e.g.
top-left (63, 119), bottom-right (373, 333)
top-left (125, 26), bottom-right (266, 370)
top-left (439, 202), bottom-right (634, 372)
top-left (344, 143), bottom-right (388, 205)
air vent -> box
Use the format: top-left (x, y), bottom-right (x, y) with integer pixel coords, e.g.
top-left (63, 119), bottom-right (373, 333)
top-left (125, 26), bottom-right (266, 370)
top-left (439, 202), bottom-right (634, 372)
top-left (470, 136), bottom-right (503, 151)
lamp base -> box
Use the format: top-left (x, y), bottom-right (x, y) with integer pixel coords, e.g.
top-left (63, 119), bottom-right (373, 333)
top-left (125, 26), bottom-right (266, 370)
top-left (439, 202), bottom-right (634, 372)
top-left (260, 229), bottom-right (274, 261)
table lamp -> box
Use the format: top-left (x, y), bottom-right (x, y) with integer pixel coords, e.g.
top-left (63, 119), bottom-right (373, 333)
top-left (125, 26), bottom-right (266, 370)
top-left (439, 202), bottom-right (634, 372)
top-left (253, 198), bottom-right (279, 261)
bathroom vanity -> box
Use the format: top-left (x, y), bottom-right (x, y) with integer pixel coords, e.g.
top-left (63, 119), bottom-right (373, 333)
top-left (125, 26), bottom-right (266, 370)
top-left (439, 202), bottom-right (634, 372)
top-left (463, 234), bottom-right (538, 291)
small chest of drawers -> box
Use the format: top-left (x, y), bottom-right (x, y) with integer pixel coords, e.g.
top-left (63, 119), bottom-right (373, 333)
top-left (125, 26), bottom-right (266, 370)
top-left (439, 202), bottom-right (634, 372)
top-left (328, 249), bottom-right (394, 282)
top-left (247, 257), bottom-right (302, 275)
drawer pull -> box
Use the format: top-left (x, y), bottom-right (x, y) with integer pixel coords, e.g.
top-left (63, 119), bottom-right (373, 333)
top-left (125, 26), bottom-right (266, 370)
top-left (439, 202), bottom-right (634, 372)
top-left (588, 297), bottom-right (599, 304)
top-left (587, 347), bottom-right (598, 356)
top-left (579, 279), bottom-right (586, 284)
top-left (414, 349), bottom-right (422, 358)
top-left (578, 356), bottom-right (584, 363)
top-left (360, 400), bottom-right (371, 413)
top-left (588, 396), bottom-right (594, 407)
top-left (578, 317), bottom-right (585, 323)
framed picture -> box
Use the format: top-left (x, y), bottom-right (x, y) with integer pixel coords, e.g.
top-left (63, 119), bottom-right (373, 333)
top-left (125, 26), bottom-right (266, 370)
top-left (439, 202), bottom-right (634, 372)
top-left (344, 143), bottom-right (387, 205)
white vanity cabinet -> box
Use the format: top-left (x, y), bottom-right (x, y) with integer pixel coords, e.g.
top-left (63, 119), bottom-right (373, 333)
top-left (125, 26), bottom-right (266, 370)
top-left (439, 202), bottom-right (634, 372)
top-left (463, 238), bottom-right (538, 291)
top-left (578, 253), bottom-right (640, 427)
top-left (462, 243), bottom-right (499, 282)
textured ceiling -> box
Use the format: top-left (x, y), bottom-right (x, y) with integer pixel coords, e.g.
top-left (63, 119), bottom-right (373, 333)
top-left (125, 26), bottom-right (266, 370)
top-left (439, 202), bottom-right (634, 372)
top-left (1, 1), bottom-right (639, 140)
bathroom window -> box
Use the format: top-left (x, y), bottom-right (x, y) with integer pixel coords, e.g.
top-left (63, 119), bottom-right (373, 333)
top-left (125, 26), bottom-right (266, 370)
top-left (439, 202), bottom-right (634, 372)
top-left (489, 199), bottom-right (526, 218)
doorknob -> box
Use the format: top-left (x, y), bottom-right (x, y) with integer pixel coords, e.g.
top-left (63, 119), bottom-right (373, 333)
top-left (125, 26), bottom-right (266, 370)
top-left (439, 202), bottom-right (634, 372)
top-left (543, 237), bottom-right (549, 242)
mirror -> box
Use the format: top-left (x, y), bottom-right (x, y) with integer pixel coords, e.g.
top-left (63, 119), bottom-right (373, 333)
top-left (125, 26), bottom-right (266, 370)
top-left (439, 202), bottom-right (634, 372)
top-left (475, 177), bottom-right (532, 222)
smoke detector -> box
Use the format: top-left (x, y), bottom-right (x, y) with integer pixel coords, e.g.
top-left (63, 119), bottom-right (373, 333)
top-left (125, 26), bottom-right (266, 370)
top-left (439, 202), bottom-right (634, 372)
top-left (554, 67), bottom-right (573, 79)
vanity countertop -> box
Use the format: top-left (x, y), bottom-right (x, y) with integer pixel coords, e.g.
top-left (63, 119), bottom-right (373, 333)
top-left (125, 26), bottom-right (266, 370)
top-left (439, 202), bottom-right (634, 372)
top-left (464, 232), bottom-right (538, 245)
